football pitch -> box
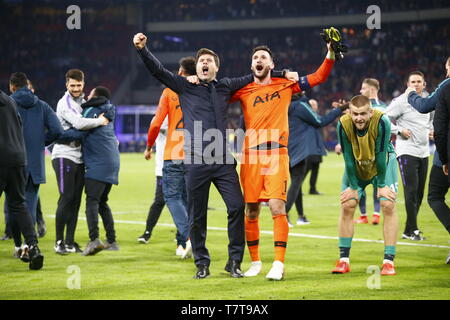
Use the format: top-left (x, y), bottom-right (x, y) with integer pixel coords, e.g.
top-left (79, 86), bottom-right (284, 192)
top-left (0, 153), bottom-right (449, 300)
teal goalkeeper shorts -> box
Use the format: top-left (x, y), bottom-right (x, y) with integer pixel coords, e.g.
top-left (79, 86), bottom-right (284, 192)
top-left (341, 152), bottom-right (398, 201)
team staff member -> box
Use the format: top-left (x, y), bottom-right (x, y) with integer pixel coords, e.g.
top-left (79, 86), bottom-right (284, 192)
top-left (26, 79), bottom-right (47, 238)
top-left (9, 72), bottom-right (66, 256)
top-left (231, 42), bottom-right (335, 280)
top-left (51, 69), bottom-right (109, 255)
top-left (0, 89), bottom-right (43, 270)
top-left (285, 95), bottom-right (344, 227)
top-left (64, 86), bottom-right (120, 256)
top-left (387, 71), bottom-right (432, 241)
top-left (406, 57), bottom-right (450, 263)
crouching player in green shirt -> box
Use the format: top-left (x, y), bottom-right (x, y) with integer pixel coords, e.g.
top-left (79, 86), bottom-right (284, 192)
top-left (333, 95), bottom-right (398, 276)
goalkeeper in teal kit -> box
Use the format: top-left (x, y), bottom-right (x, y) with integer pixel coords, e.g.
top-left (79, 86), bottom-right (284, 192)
top-left (332, 95), bottom-right (399, 276)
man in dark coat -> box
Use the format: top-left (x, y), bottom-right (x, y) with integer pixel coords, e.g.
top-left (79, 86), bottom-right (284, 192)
top-left (433, 82), bottom-right (450, 264)
top-left (286, 94), bottom-right (345, 225)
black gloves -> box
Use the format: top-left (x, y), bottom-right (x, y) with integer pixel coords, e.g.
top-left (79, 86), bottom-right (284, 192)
top-left (321, 27), bottom-right (348, 61)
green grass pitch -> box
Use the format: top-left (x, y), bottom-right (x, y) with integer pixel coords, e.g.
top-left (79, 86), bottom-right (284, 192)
top-left (0, 153), bottom-right (449, 300)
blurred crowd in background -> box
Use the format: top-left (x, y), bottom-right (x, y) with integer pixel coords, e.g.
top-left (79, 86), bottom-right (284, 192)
top-left (1, 0), bottom-right (449, 151)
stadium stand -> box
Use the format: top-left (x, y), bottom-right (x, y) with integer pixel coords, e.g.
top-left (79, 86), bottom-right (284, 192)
top-left (145, 0), bottom-right (450, 22)
top-left (1, 0), bottom-right (449, 151)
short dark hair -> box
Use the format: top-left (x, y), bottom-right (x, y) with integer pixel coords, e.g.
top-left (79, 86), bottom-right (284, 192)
top-left (350, 95), bottom-right (371, 109)
top-left (196, 48), bottom-right (220, 69)
top-left (252, 45), bottom-right (274, 61)
top-left (93, 86), bottom-right (111, 100)
top-left (362, 78), bottom-right (380, 91)
top-left (179, 56), bottom-right (196, 76)
top-left (408, 71), bottom-right (425, 82)
top-left (66, 69), bottom-right (84, 82)
top-left (9, 72), bottom-right (28, 89)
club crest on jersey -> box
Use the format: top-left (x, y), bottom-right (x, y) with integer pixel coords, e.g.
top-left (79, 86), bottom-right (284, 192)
top-left (253, 91), bottom-right (281, 107)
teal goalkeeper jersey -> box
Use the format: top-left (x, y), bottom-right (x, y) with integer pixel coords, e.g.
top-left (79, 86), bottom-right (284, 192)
top-left (338, 115), bottom-right (394, 189)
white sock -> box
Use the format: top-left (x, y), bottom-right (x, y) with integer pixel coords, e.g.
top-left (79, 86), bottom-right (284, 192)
top-left (340, 257), bottom-right (350, 263)
top-left (383, 259), bottom-right (394, 265)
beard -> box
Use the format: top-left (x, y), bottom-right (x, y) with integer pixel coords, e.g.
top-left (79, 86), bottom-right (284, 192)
top-left (253, 66), bottom-right (271, 80)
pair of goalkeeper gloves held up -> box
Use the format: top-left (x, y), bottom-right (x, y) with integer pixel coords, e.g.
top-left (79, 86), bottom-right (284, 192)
top-left (321, 27), bottom-right (348, 61)
top-left (282, 27), bottom-right (347, 80)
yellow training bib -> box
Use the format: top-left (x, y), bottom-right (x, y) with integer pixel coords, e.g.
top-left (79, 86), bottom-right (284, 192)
top-left (340, 110), bottom-right (384, 181)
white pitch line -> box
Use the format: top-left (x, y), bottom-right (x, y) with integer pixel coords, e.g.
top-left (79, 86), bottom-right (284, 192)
top-left (47, 215), bottom-right (450, 249)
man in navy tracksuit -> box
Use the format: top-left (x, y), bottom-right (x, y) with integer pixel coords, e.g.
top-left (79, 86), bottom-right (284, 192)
top-left (286, 94), bottom-right (346, 225)
top-left (72, 86), bottom-right (120, 256)
top-left (9, 72), bottom-right (67, 257)
top-left (133, 32), bottom-right (293, 279)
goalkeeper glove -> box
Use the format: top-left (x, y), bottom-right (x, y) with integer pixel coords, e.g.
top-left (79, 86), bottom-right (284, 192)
top-left (321, 27), bottom-right (348, 61)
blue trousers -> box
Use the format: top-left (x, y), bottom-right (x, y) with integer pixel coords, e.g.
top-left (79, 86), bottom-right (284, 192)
top-left (162, 160), bottom-right (189, 247)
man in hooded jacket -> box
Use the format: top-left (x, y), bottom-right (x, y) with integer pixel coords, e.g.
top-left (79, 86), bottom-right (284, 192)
top-left (63, 86), bottom-right (120, 256)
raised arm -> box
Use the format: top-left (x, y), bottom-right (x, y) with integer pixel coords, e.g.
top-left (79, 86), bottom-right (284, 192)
top-left (228, 70), bottom-right (291, 103)
top-left (298, 44), bottom-right (335, 91)
top-left (293, 101), bottom-right (342, 128)
top-left (134, 33), bottom-right (186, 94)
top-left (407, 78), bottom-right (450, 114)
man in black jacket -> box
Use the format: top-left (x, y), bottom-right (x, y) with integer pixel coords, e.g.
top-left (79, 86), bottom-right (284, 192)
top-left (57, 86), bottom-right (119, 256)
top-left (0, 89), bottom-right (44, 270)
top-left (433, 82), bottom-right (450, 264)
top-left (80, 86), bottom-right (120, 256)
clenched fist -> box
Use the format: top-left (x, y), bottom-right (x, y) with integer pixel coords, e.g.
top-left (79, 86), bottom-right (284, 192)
top-left (133, 33), bottom-right (147, 50)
